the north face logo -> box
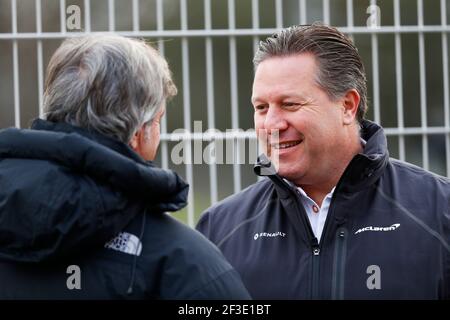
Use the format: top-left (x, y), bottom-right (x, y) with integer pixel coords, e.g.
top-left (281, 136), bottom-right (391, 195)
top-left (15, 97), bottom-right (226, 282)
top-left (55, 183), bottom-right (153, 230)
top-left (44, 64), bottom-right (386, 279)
top-left (105, 232), bottom-right (142, 256)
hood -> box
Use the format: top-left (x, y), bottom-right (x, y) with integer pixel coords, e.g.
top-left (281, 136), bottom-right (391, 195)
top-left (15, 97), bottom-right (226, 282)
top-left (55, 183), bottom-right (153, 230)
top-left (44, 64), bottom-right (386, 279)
top-left (0, 119), bottom-right (189, 263)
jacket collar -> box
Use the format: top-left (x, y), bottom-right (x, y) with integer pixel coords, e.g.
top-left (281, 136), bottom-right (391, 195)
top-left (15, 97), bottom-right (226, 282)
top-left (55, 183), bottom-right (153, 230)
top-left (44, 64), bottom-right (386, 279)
top-left (0, 119), bottom-right (189, 212)
top-left (254, 120), bottom-right (389, 197)
top-left (336, 119), bottom-right (389, 193)
top-left (31, 118), bottom-right (145, 164)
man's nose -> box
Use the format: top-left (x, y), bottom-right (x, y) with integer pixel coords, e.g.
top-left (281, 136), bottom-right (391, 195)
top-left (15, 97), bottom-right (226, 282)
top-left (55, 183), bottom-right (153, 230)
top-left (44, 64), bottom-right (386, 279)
top-left (264, 106), bottom-right (288, 134)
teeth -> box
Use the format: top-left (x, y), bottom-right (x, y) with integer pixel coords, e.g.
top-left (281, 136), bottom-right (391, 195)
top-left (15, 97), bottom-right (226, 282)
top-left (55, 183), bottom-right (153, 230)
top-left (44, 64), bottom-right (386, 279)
top-left (273, 141), bottom-right (301, 149)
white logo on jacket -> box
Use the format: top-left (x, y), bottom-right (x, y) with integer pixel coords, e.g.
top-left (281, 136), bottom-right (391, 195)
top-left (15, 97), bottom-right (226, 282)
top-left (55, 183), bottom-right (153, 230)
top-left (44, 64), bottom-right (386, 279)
top-left (354, 223), bottom-right (400, 235)
top-left (104, 232), bottom-right (142, 256)
top-left (253, 231), bottom-right (286, 240)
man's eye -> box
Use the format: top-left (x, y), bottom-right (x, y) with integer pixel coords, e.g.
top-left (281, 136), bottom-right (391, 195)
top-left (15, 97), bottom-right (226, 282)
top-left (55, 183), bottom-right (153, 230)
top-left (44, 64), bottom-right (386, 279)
top-left (255, 104), bottom-right (268, 111)
top-left (283, 102), bottom-right (300, 108)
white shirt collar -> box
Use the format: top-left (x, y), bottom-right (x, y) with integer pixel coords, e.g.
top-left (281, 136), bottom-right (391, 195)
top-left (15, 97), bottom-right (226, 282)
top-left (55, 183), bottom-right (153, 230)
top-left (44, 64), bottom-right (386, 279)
top-left (295, 185), bottom-right (336, 202)
top-left (283, 180), bottom-right (336, 242)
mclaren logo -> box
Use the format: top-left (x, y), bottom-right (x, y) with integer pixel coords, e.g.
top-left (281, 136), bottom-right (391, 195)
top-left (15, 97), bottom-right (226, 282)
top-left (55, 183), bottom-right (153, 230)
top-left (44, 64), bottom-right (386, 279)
top-left (355, 223), bottom-right (401, 235)
top-left (253, 231), bottom-right (286, 240)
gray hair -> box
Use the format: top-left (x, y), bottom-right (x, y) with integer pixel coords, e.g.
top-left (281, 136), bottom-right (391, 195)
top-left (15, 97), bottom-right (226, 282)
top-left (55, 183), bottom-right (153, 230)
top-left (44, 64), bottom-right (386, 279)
top-left (253, 23), bottom-right (367, 123)
top-left (43, 34), bottom-right (177, 143)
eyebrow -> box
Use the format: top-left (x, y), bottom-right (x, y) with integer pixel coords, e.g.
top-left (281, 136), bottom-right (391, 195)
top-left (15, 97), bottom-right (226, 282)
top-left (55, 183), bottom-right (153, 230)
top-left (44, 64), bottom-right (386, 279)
top-left (251, 96), bottom-right (261, 104)
top-left (251, 93), bottom-right (308, 104)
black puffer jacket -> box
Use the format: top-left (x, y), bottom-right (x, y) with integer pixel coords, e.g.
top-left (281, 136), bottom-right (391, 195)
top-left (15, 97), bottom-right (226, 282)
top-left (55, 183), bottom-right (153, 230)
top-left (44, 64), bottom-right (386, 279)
top-left (0, 119), bottom-right (250, 299)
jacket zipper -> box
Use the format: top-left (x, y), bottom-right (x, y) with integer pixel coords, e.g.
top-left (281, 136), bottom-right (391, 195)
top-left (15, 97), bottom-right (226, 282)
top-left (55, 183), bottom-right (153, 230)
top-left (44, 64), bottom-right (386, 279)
top-left (331, 227), bottom-right (348, 300)
top-left (263, 153), bottom-right (360, 299)
top-left (292, 187), bottom-right (321, 299)
top-left (271, 174), bottom-right (335, 300)
top-left (311, 237), bottom-right (321, 299)
top-left (317, 154), bottom-right (359, 246)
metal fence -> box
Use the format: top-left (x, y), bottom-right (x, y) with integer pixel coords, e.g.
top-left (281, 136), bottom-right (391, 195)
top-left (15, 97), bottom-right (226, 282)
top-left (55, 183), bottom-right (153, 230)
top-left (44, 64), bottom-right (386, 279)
top-left (0, 0), bottom-right (449, 227)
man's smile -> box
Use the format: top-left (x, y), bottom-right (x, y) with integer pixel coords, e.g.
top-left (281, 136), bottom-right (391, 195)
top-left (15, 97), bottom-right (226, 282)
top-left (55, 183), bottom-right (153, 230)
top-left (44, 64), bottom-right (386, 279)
top-left (271, 140), bottom-right (303, 150)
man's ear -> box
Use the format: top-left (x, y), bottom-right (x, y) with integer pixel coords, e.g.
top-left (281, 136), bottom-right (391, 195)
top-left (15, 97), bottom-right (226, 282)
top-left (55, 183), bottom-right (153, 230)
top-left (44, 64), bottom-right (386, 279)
top-left (342, 89), bottom-right (360, 125)
top-left (129, 128), bottom-right (141, 151)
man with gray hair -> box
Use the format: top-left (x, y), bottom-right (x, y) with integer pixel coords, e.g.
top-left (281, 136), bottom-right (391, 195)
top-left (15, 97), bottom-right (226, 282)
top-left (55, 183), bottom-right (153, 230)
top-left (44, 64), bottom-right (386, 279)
top-left (0, 34), bottom-right (250, 299)
top-left (197, 23), bottom-right (450, 299)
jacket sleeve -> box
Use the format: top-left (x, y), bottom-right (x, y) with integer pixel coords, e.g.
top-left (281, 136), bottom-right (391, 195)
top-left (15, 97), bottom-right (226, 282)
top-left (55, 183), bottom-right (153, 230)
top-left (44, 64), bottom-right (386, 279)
top-left (185, 269), bottom-right (251, 300)
top-left (158, 217), bottom-right (251, 300)
top-left (196, 209), bottom-right (212, 239)
top-left (443, 197), bottom-right (450, 299)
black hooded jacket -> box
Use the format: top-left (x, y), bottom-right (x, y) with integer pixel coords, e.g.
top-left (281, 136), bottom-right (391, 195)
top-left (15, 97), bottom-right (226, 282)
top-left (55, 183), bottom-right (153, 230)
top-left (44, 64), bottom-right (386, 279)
top-left (0, 119), bottom-right (250, 299)
top-left (197, 120), bottom-right (450, 299)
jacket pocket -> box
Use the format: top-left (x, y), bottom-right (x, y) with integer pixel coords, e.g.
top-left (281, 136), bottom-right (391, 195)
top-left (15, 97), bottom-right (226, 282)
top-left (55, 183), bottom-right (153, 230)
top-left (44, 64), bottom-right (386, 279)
top-left (332, 227), bottom-right (348, 300)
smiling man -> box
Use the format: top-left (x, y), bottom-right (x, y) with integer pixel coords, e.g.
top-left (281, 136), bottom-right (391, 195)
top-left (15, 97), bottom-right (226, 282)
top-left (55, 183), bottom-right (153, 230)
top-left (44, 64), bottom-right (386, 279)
top-left (252, 51), bottom-right (363, 209)
top-left (196, 23), bottom-right (450, 299)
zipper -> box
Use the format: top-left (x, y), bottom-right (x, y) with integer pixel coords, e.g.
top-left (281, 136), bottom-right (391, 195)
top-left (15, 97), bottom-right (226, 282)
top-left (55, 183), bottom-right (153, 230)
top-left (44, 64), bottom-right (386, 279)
top-left (317, 154), bottom-right (361, 245)
top-left (331, 227), bottom-right (348, 300)
top-left (272, 177), bottom-right (331, 299)
top-left (311, 237), bottom-right (321, 299)
top-left (263, 153), bottom-right (362, 299)
top-left (291, 187), bottom-right (321, 299)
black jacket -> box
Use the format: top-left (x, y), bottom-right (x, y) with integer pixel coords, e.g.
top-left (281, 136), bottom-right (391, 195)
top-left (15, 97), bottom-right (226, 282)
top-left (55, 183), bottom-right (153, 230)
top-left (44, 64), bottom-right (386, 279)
top-left (0, 119), bottom-right (250, 299)
top-left (197, 120), bottom-right (450, 299)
